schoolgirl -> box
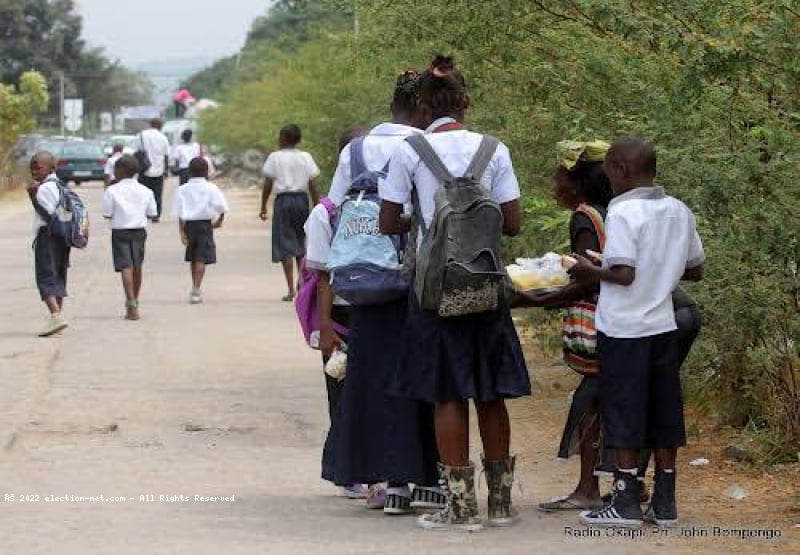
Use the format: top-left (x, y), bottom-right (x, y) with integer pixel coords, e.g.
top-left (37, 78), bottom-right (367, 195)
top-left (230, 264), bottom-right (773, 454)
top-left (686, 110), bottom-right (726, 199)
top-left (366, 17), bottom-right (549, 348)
top-left (379, 56), bottom-right (531, 532)
top-left (321, 70), bottom-right (443, 515)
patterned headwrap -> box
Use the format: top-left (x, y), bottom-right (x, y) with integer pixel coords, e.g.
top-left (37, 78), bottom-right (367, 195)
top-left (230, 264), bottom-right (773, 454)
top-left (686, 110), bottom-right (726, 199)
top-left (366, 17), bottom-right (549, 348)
top-left (557, 140), bottom-right (610, 170)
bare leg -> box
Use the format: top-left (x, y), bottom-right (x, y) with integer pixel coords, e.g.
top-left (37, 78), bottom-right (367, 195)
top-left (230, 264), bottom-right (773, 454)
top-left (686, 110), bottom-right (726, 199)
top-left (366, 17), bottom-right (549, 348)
top-left (434, 401), bottom-right (470, 466)
top-left (281, 259), bottom-right (295, 298)
top-left (133, 267), bottom-right (143, 300)
top-left (573, 406), bottom-right (601, 500)
top-left (44, 296), bottom-right (60, 315)
top-left (191, 262), bottom-right (206, 289)
top-left (615, 448), bottom-right (639, 470)
top-left (474, 399), bottom-right (510, 461)
top-left (653, 448), bottom-right (678, 471)
top-left (120, 268), bottom-right (136, 301)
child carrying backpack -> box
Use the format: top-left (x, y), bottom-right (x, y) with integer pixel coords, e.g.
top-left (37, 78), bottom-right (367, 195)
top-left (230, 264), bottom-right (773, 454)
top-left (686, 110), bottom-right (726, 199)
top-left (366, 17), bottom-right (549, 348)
top-left (379, 56), bottom-right (530, 532)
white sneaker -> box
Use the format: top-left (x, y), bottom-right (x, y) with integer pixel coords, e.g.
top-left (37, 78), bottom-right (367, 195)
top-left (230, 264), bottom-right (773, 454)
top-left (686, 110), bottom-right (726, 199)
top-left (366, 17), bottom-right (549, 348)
top-left (189, 289), bottom-right (203, 304)
top-left (38, 313), bottom-right (68, 337)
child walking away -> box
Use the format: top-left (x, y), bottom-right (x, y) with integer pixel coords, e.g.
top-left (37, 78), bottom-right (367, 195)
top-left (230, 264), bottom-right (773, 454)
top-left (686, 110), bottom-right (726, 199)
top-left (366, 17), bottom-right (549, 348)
top-left (569, 136), bottom-right (705, 528)
top-left (380, 56), bottom-right (531, 532)
top-left (104, 143), bottom-right (124, 188)
top-left (173, 129), bottom-right (201, 185)
top-left (102, 155), bottom-right (157, 320)
top-left (321, 71), bottom-right (444, 515)
top-left (260, 124), bottom-right (320, 301)
top-left (523, 140), bottom-right (613, 513)
top-left (172, 157), bottom-right (230, 304)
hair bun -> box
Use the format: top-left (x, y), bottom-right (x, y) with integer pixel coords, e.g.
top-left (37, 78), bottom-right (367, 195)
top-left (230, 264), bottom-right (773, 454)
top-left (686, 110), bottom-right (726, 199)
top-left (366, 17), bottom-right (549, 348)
top-left (430, 55), bottom-right (455, 77)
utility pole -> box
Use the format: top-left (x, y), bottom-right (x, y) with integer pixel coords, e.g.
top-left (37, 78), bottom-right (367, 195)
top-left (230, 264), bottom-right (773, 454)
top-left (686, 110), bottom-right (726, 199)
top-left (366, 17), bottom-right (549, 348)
top-left (59, 72), bottom-right (65, 137)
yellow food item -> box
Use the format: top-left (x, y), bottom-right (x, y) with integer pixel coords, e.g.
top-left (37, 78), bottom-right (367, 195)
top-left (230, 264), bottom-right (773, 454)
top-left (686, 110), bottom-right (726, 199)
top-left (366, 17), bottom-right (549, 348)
top-left (547, 274), bottom-right (569, 287)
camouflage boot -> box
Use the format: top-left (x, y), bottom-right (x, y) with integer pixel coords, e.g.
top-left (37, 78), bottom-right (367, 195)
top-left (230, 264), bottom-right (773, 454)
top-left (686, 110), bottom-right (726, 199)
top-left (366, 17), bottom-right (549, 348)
top-left (417, 462), bottom-right (483, 532)
top-left (483, 455), bottom-right (518, 527)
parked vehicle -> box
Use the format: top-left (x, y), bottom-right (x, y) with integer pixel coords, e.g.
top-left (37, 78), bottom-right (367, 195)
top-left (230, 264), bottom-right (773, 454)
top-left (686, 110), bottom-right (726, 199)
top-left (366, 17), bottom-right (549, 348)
top-left (102, 135), bottom-right (138, 157)
top-left (53, 141), bottom-right (106, 185)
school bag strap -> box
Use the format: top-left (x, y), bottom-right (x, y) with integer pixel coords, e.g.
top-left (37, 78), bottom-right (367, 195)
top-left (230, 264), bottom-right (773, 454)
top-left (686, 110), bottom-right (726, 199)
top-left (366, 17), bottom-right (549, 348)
top-left (406, 134), bottom-right (454, 184)
top-left (349, 137), bottom-right (367, 179)
top-left (464, 135), bottom-right (500, 181)
top-left (575, 203), bottom-right (607, 250)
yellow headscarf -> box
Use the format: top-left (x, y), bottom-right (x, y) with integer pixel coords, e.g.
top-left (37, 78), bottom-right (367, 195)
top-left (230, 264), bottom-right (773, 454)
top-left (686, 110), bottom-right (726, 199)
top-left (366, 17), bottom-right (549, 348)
top-left (557, 140), bottom-right (610, 170)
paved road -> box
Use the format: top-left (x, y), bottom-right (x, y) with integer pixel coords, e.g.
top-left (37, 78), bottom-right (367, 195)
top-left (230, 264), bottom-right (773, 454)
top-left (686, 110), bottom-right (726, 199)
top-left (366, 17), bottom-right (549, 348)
top-left (0, 180), bottom-right (747, 554)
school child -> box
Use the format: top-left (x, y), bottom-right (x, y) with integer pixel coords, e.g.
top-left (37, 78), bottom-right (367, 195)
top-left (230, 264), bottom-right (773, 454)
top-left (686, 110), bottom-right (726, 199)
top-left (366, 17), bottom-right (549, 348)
top-left (380, 56), bottom-right (531, 532)
top-left (303, 126), bottom-right (367, 500)
top-left (321, 70), bottom-right (444, 515)
top-left (523, 141), bottom-right (614, 513)
top-left (173, 129), bottom-right (201, 185)
top-left (101, 155), bottom-right (157, 320)
top-left (569, 136), bottom-right (705, 528)
top-left (172, 157), bottom-right (230, 304)
top-left (104, 143), bottom-right (124, 187)
top-left (27, 151), bottom-right (71, 337)
top-left (259, 124), bottom-right (320, 302)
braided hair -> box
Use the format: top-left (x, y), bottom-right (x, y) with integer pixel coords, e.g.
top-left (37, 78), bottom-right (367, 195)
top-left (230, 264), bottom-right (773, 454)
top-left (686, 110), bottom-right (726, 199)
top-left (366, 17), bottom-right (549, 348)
top-left (417, 55), bottom-right (469, 121)
top-left (391, 69), bottom-right (421, 122)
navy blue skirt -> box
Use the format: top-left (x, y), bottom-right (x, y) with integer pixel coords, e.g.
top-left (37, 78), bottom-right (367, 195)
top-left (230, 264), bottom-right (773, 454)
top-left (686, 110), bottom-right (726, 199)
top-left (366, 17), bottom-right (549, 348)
top-left (390, 290), bottom-right (531, 404)
top-left (322, 299), bottom-right (439, 487)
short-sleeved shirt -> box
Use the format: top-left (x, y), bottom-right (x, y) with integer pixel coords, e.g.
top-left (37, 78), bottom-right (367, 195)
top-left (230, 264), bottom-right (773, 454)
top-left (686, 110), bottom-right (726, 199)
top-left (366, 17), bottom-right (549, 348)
top-left (261, 149), bottom-right (320, 195)
top-left (140, 128), bottom-right (171, 178)
top-left (328, 122), bottom-right (421, 206)
top-left (104, 153), bottom-right (123, 178)
top-left (380, 118), bottom-right (521, 238)
top-left (31, 174), bottom-right (61, 234)
top-left (102, 178), bottom-right (157, 229)
top-left (173, 142), bottom-right (201, 170)
top-left (172, 178), bottom-right (230, 221)
top-left (569, 206), bottom-right (606, 254)
top-left (596, 186), bottom-right (705, 338)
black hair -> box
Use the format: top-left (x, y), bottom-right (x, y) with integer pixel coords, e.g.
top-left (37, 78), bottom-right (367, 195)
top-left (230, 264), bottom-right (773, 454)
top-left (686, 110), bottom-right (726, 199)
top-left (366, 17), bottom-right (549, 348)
top-left (181, 129), bottom-right (193, 142)
top-left (115, 154), bottom-right (139, 179)
top-left (557, 160), bottom-right (614, 208)
top-left (189, 156), bottom-right (209, 178)
top-left (338, 125), bottom-right (367, 153)
top-left (417, 55), bottom-right (468, 120)
top-left (150, 118), bottom-right (163, 130)
top-left (279, 124), bottom-right (302, 146)
top-left (609, 135), bottom-right (657, 178)
top-left (392, 69), bottom-right (420, 120)
top-left (112, 143), bottom-right (124, 152)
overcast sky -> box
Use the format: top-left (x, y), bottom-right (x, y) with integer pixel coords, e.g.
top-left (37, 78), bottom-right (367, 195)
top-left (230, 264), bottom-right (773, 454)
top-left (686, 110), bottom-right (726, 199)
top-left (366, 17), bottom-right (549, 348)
top-left (75, 0), bottom-right (272, 67)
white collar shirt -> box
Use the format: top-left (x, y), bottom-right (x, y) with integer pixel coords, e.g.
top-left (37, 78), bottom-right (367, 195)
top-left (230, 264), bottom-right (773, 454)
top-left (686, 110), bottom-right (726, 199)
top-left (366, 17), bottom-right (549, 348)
top-left (261, 148), bottom-right (321, 195)
top-left (172, 178), bottom-right (230, 221)
top-left (327, 122), bottom-right (422, 206)
top-left (102, 178), bottom-right (158, 229)
top-left (32, 173), bottom-right (61, 234)
top-left (380, 124), bottom-right (521, 234)
top-left (139, 128), bottom-right (171, 177)
top-left (173, 142), bottom-right (201, 169)
top-left (104, 152), bottom-right (123, 177)
top-left (596, 186), bottom-right (705, 338)
top-left (303, 203), bottom-right (348, 305)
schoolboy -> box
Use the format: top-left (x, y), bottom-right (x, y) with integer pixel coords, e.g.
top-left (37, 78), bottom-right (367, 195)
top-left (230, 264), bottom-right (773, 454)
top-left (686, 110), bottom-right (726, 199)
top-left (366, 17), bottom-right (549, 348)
top-left (102, 155), bottom-right (158, 320)
top-left (104, 143), bottom-right (124, 187)
top-left (569, 136), bottom-right (705, 528)
top-left (172, 157), bottom-right (229, 304)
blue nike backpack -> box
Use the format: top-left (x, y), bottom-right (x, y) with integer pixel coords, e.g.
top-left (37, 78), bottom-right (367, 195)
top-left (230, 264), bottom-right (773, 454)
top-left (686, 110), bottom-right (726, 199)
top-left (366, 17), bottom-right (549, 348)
top-left (328, 137), bottom-right (409, 305)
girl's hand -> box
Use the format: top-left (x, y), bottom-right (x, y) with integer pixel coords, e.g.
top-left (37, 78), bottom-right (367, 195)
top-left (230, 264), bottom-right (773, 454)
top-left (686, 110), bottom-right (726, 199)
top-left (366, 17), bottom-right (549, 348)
top-left (319, 327), bottom-right (343, 359)
top-left (259, 210), bottom-right (268, 221)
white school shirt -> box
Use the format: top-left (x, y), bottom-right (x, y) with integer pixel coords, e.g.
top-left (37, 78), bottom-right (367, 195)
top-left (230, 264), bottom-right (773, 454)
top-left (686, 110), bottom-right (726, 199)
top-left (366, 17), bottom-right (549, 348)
top-left (261, 149), bottom-right (320, 194)
top-left (104, 152), bottom-right (123, 178)
top-left (380, 118), bottom-right (521, 237)
top-left (173, 142), bottom-right (201, 170)
top-left (102, 178), bottom-right (158, 229)
top-left (304, 203), bottom-right (348, 306)
top-left (172, 177), bottom-right (229, 221)
top-left (595, 186), bottom-right (705, 339)
top-left (139, 128), bottom-right (171, 178)
top-left (32, 174), bottom-right (61, 234)
top-left (327, 122), bottom-right (422, 206)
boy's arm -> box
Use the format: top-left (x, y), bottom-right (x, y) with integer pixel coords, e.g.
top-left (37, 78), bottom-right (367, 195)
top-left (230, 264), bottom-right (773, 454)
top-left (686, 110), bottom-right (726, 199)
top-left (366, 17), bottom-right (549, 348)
top-left (260, 178), bottom-right (273, 221)
top-left (213, 213), bottom-right (225, 229)
top-left (178, 219), bottom-right (187, 246)
top-left (102, 189), bottom-right (113, 220)
top-left (682, 265), bottom-right (703, 282)
top-left (308, 179), bottom-right (320, 206)
top-left (569, 257), bottom-right (636, 286)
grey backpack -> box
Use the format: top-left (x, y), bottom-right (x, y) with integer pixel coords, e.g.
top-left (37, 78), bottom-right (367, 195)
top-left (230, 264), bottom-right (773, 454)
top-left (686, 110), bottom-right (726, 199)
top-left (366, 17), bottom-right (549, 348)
top-left (407, 134), bottom-right (505, 317)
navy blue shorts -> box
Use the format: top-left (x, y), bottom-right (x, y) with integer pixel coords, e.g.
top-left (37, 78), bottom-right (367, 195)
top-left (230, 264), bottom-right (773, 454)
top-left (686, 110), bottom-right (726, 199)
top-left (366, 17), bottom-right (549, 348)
top-left (598, 331), bottom-right (686, 449)
top-left (184, 220), bottom-right (216, 264)
top-left (34, 228), bottom-right (70, 300)
top-left (111, 228), bottom-right (147, 271)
